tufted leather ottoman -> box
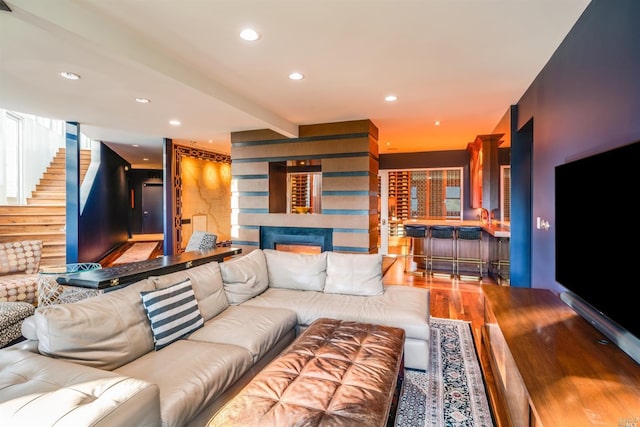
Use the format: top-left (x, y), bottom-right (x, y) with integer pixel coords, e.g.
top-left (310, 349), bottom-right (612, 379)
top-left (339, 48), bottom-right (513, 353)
top-left (0, 302), bottom-right (35, 347)
top-left (209, 318), bottom-right (405, 427)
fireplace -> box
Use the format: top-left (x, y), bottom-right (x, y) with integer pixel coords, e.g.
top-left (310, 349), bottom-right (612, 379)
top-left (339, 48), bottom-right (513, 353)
top-left (260, 226), bottom-right (333, 254)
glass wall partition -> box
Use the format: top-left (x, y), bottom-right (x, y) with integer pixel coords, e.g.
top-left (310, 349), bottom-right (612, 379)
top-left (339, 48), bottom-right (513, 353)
top-left (378, 167), bottom-right (463, 253)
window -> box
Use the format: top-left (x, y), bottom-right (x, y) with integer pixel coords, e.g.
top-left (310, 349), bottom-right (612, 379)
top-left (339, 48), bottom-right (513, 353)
top-left (383, 168), bottom-right (463, 237)
top-left (3, 112), bottom-right (22, 203)
top-left (406, 168), bottom-right (462, 220)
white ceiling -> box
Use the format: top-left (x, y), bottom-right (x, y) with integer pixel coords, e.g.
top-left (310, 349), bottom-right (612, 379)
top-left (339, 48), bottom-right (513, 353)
top-left (0, 0), bottom-right (591, 169)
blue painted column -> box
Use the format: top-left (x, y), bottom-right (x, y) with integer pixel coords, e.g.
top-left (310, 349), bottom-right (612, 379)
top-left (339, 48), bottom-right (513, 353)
top-left (65, 122), bottom-right (80, 263)
top-left (510, 107), bottom-right (532, 288)
top-left (163, 138), bottom-right (174, 255)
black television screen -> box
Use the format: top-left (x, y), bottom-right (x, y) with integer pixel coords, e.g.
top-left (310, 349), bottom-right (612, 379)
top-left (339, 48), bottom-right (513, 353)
top-left (555, 140), bottom-right (640, 345)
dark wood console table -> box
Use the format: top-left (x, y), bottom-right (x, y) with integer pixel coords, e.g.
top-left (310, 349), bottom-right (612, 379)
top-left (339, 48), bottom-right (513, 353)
top-left (482, 285), bottom-right (640, 426)
top-left (56, 247), bottom-right (241, 290)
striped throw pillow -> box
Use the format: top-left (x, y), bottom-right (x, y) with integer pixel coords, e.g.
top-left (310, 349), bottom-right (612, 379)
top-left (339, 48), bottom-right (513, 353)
top-left (141, 278), bottom-right (204, 350)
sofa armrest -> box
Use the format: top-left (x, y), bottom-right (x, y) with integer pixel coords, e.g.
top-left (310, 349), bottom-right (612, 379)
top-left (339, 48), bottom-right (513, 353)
top-left (0, 349), bottom-right (161, 427)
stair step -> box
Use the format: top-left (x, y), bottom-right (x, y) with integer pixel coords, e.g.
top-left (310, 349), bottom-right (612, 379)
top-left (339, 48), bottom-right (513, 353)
top-left (27, 199), bottom-right (66, 205)
top-left (42, 171), bottom-right (66, 178)
top-left (0, 205), bottom-right (66, 214)
top-left (0, 224), bottom-right (65, 234)
top-left (0, 231), bottom-right (65, 240)
top-left (29, 192), bottom-right (66, 199)
top-left (0, 216), bottom-right (65, 225)
top-left (40, 254), bottom-right (69, 268)
top-left (42, 243), bottom-right (66, 253)
top-left (36, 184), bottom-right (66, 191)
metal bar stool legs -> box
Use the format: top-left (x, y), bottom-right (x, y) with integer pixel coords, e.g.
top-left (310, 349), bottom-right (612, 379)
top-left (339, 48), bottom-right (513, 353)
top-left (456, 226), bottom-right (483, 280)
top-left (428, 225), bottom-right (456, 278)
top-left (404, 224), bottom-right (428, 275)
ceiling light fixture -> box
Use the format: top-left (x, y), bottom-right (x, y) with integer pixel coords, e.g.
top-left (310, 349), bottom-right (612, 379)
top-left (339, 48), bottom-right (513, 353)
top-left (60, 72), bottom-right (80, 80)
top-left (135, 97), bottom-right (150, 104)
top-left (240, 28), bottom-right (260, 41)
top-left (169, 120), bottom-right (181, 126)
top-left (132, 144), bottom-right (139, 147)
top-left (289, 72), bottom-right (304, 80)
top-left (385, 95), bottom-right (398, 102)
top-left (143, 158), bottom-right (149, 161)
top-left (434, 120), bottom-right (441, 126)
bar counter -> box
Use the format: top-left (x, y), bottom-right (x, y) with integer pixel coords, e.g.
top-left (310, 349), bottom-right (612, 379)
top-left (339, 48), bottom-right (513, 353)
top-left (402, 219), bottom-right (510, 238)
top-left (402, 218), bottom-right (510, 284)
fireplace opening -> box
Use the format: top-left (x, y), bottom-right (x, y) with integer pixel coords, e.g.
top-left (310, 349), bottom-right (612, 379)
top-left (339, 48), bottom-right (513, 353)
top-left (275, 243), bottom-right (322, 254)
top-left (260, 226), bottom-right (333, 253)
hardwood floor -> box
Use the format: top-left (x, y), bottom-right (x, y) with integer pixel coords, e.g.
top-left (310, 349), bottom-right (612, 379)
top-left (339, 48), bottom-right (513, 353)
top-left (382, 256), bottom-right (509, 427)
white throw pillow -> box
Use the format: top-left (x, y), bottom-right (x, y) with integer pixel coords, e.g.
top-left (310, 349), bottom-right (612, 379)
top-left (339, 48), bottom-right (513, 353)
top-left (263, 249), bottom-right (327, 291)
top-left (219, 249), bottom-right (269, 304)
top-left (324, 252), bottom-right (384, 296)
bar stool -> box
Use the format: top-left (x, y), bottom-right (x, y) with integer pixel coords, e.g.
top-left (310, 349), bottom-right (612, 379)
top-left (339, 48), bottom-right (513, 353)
top-left (404, 224), bottom-right (428, 275)
top-left (456, 226), bottom-right (483, 280)
top-left (428, 225), bottom-right (456, 277)
top-left (495, 237), bottom-right (510, 284)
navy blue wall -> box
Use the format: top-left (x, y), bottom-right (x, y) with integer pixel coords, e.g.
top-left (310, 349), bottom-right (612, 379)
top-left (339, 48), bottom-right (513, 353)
top-left (514, 0), bottom-right (640, 291)
top-left (77, 144), bottom-right (130, 262)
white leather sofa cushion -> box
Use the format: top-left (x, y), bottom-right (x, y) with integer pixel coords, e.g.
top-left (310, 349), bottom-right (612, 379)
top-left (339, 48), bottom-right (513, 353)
top-left (150, 261), bottom-right (228, 322)
top-left (324, 252), bottom-right (384, 296)
top-left (263, 249), bottom-right (327, 291)
top-left (0, 349), bottom-right (160, 427)
top-left (242, 285), bottom-right (430, 370)
top-left (188, 305), bottom-right (297, 363)
top-left (242, 285), bottom-right (430, 341)
top-left (220, 249), bottom-right (269, 304)
top-left (115, 340), bottom-right (253, 427)
top-left (33, 278), bottom-right (156, 370)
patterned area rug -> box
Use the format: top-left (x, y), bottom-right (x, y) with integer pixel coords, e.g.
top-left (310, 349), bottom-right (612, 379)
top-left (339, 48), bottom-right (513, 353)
top-left (112, 241), bottom-right (158, 264)
top-left (395, 318), bottom-right (494, 427)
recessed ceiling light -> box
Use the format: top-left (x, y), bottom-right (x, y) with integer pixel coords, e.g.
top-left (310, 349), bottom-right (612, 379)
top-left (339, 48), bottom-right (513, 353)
top-left (289, 72), bottom-right (304, 80)
top-left (240, 28), bottom-right (260, 41)
top-left (60, 72), bottom-right (80, 80)
top-left (385, 95), bottom-right (398, 102)
top-left (143, 158), bottom-right (149, 161)
top-left (169, 120), bottom-right (181, 126)
top-left (386, 142), bottom-right (391, 146)
top-left (135, 98), bottom-right (150, 104)
top-left (208, 140), bottom-right (213, 143)
top-left (132, 144), bottom-right (139, 147)
top-left (434, 120), bottom-right (441, 126)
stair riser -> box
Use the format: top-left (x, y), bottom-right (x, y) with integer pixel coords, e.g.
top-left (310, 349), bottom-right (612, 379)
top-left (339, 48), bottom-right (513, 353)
top-left (29, 193), bottom-right (66, 198)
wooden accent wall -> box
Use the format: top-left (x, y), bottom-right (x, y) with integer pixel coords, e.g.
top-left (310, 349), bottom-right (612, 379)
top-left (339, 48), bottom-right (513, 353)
top-left (230, 119), bottom-right (379, 254)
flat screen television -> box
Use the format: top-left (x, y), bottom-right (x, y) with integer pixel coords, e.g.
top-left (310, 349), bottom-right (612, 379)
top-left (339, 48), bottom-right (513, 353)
top-left (555, 140), bottom-right (640, 365)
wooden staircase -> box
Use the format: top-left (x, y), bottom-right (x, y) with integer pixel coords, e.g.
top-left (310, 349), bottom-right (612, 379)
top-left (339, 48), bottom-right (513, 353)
top-left (0, 148), bottom-right (91, 267)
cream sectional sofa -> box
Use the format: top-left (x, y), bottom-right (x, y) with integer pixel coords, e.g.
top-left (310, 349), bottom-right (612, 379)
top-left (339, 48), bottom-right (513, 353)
top-left (0, 249), bottom-right (430, 427)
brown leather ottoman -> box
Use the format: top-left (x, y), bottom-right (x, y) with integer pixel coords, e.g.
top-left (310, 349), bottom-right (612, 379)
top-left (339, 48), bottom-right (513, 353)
top-left (208, 318), bottom-right (405, 427)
